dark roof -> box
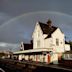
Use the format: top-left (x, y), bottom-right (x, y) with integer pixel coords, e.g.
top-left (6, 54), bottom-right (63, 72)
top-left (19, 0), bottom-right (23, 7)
top-left (20, 40), bottom-right (33, 50)
top-left (24, 43), bottom-right (33, 50)
top-left (65, 41), bottom-right (70, 44)
top-left (39, 22), bottom-right (57, 38)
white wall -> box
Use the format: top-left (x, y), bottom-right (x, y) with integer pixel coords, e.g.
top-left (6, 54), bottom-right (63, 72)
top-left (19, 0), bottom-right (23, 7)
top-left (19, 55), bottom-right (22, 60)
top-left (32, 22), bottom-right (44, 49)
top-left (44, 38), bottom-right (53, 49)
top-left (44, 28), bottom-right (65, 53)
top-left (24, 55), bottom-right (28, 60)
top-left (51, 28), bottom-right (65, 52)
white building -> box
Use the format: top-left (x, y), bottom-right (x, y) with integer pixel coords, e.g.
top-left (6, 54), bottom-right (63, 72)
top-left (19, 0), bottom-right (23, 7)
top-left (13, 19), bottom-right (70, 64)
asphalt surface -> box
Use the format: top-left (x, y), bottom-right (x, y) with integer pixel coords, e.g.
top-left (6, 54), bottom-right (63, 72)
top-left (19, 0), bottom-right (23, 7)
top-left (0, 58), bottom-right (72, 72)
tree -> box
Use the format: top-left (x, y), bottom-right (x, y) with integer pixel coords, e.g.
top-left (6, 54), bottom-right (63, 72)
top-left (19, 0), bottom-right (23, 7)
top-left (69, 41), bottom-right (72, 50)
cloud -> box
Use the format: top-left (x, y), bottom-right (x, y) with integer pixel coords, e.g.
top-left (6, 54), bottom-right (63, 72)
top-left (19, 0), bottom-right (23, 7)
top-left (0, 42), bottom-right (20, 52)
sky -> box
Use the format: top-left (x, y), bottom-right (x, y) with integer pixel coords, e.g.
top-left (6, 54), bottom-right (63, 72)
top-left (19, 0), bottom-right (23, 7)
top-left (0, 0), bottom-right (72, 51)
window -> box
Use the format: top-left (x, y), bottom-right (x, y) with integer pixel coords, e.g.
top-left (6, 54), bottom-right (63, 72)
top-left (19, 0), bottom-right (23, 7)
top-left (61, 42), bottom-right (62, 44)
top-left (56, 39), bottom-right (59, 46)
top-left (70, 54), bottom-right (72, 58)
top-left (37, 40), bottom-right (40, 48)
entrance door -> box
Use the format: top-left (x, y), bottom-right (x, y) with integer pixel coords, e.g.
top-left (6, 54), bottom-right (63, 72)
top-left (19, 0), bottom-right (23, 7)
top-left (48, 54), bottom-right (50, 64)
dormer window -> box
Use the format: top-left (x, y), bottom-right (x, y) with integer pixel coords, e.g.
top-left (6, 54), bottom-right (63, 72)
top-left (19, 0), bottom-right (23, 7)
top-left (56, 39), bottom-right (59, 46)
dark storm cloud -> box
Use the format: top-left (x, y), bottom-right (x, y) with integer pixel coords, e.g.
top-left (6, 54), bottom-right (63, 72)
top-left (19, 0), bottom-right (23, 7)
top-left (0, 13), bottom-right (11, 25)
top-left (0, 0), bottom-right (72, 51)
top-left (0, 0), bottom-right (72, 16)
top-left (0, 11), bottom-right (72, 43)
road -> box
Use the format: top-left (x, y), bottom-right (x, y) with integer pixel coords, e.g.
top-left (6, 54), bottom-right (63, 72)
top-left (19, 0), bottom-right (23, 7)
top-left (0, 58), bottom-right (72, 72)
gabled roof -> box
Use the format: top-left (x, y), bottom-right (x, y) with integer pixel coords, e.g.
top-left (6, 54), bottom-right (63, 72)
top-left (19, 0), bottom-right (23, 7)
top-left (38, 21), bottom-right (57, 38)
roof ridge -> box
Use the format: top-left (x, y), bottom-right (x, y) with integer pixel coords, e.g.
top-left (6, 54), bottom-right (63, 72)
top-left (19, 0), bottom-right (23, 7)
top-left (38, 21), bottom-right (58, 28)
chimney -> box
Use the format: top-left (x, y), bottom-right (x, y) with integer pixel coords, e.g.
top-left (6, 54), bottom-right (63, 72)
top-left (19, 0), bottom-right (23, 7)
top-left (47, 19), bottom-right (52, 27)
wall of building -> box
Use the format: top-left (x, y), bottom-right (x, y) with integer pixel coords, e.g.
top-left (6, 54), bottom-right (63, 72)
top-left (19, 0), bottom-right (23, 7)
top-left (52, 28), bottom-right (65, 52)
top-left (32, 23), bottom-right (44, 49)
top-left (44, 38), bottom-right (53, 50)
top-left (19, 55), bottom-right (22, 60)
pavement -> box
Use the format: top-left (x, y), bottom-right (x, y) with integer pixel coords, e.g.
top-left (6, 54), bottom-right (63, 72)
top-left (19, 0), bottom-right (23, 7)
top-left (0, 58), bottom-right (72, 72)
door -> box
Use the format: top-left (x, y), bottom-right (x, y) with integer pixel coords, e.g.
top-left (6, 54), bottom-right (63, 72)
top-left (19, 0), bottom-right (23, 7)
top-left (48, 54), bottom-right (50, 64)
